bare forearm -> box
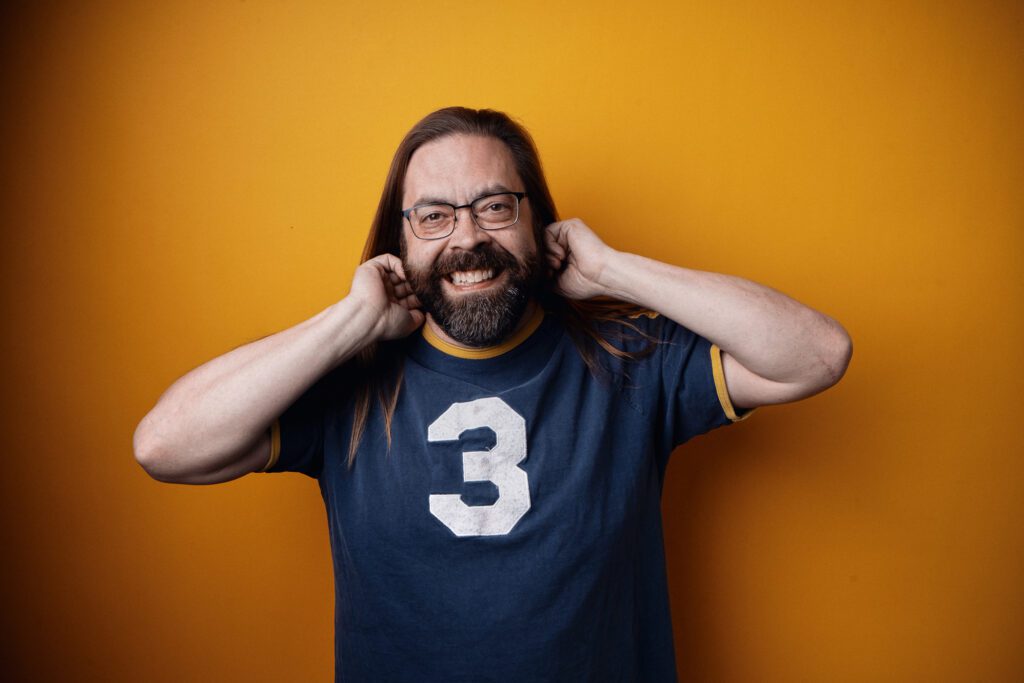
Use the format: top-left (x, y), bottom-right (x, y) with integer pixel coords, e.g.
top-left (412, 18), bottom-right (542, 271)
top-left (599, 251), bottom-right (850, 387)
top-left (134, 296), bottom-right (378, 480)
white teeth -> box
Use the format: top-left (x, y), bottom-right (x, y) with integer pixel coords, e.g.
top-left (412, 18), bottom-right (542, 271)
top-left (450, 269), bottom-right (495, 285)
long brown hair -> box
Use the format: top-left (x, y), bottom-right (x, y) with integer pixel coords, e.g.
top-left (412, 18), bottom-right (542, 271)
top-left (347, 107), bottom-right (655, 465)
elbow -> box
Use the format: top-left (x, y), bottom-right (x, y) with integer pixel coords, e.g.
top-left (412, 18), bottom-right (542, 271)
top-left (133, 418), bottom-right (182, 483)
top-left (795, 319), bottom-right (852, 399)
top-left (821, 321), bottom-right (853, 389)
top-left (766, 321), bottom-right (853, 405)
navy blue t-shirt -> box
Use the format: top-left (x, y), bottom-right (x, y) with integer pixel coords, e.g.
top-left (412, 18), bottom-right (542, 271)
top-left (262, 309), bottom-right (750, 682)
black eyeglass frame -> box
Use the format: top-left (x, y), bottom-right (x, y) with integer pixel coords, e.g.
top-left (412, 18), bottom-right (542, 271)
top-left (401, 191), bottom-right (528, 240)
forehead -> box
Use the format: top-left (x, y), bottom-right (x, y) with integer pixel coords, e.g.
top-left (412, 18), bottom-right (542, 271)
top-left (403, 134), bottom-right (522, 206)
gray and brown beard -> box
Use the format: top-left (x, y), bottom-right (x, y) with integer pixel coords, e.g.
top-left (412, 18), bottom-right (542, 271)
top-left (401, 241), bottom-right (543, 348)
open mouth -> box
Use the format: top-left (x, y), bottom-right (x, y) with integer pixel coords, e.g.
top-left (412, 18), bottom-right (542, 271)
top-left (446, 268), bottom-right (501, 288)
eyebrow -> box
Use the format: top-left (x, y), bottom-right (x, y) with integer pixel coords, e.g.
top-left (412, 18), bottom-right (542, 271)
top-left (411, 183), bottom-right (515, 207)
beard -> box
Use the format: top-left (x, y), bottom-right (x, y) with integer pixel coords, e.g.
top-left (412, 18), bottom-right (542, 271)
top-left (401, 241), bottom-right (543, 348)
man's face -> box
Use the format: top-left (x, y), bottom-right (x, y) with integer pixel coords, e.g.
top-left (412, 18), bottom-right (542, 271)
top-left (400, 134), bottom-right (542, 347)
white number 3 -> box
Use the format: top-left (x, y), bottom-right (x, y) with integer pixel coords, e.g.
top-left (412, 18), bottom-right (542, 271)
top-left (427, 397), bottom-right (531, 537)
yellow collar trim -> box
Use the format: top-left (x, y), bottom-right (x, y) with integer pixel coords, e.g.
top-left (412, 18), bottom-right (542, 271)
top-left (422, 307), bottom-right (545, 360)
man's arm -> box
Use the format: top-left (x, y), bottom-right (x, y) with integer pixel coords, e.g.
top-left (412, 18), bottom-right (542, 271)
top-left (133, 254), bottom-right (423, 485)
top-left (544, 219), bottom-right (852, 409)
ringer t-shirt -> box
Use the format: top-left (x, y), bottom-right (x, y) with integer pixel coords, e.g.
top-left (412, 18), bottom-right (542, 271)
top-left (263, 309), bottom-right (751, 682)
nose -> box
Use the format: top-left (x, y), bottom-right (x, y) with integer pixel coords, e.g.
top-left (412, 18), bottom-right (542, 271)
top-left (446, 206), bottom-right (492, 250)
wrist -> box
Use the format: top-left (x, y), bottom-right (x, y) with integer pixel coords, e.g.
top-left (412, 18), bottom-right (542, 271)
top-left (322, 296), bottom-right (384, 365)
top-left (596, 250), bottom-right (643, 304)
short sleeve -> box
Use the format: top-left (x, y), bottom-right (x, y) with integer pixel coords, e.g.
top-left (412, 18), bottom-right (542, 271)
top-left (259, 369), bottom-right (343, 479)
top-left (646, 315), bottom-right (754, 450)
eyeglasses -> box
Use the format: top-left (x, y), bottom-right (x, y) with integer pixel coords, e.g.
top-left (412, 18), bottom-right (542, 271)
top-left (401, 191), bottom-right (528, 240)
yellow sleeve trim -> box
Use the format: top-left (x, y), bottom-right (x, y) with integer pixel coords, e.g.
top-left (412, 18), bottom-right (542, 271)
top-left (710, 344), bottom-right (755, 422)
top-left (261, 419), bottom-right (282, 472)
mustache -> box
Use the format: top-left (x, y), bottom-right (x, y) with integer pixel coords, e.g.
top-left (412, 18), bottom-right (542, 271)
top-left (432, 244), bottom-right (520, 276)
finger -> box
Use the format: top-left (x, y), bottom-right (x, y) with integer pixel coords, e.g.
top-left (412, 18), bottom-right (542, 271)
top-left (400, 293), bottom-right (423, 310)
top-left (546, 226), bottom-right (569, 253)
top-left (369, 252), bottom-right (407, 277)
top-left (386, 254), bottom-right (410, 281)
top-left (387, 269), bottom-right (410, 287)
top-left (391, 280), bottom-right (415, 298)
top-left (407, 309), bottom-right (426, 328)
top-left (396, 285), bottom-right (419, 303)
top-left (545, 235), bottom-right (565, 260)
top-left (383, 276), bottom-right (398, 300)
top-left (365, 252), bottom-right (391, 268)
top-left (544, 221), bottom-right (564, 242)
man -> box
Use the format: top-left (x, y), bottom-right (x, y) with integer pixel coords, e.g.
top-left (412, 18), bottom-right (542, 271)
top-left (135, 107), bottom-right (851, 681)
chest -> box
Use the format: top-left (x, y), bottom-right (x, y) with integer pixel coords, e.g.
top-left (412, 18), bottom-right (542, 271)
top-left (319, 358), bottom-right (663, 550)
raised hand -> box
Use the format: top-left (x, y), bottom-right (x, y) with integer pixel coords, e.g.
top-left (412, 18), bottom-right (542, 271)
top-left (544, 218), bottom-right (617, 300)
top-left (349, 253), bottom-right (425, 341)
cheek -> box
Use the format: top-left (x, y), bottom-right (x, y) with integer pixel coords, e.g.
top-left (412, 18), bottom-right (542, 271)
top-left (401, 239), bottom-right (443, 272)
top-left (399, 228), bottom-right (420, 260)
top-left (513, 230), bottom-right (541, 262)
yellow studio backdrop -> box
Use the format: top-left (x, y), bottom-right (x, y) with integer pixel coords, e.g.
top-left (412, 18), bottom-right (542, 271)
top-left (1, 1), bottom-right (1021, 680)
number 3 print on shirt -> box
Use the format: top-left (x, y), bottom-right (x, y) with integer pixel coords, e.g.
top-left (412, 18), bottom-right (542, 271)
top-left (427, 397), bottom-right (531, 537)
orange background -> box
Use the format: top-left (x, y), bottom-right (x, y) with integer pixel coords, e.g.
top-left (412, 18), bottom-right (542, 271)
top-left (2, 1), bottom-right (1021, 680)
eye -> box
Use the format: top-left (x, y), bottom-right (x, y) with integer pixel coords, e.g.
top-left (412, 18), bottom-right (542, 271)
top-left (484, 202), bottom-right (510, 213)
top-left (415, 206), bottom-right (452, 227)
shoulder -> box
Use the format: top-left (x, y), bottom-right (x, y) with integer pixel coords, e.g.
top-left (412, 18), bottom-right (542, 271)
top-left (595, 309), bottom-right (697, 352)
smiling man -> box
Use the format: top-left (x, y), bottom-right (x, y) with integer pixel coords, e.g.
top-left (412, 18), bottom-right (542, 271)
top-left (134, 107), bottom-right (852, 681)
top-left (400, 134), bottom-right (543, 347)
